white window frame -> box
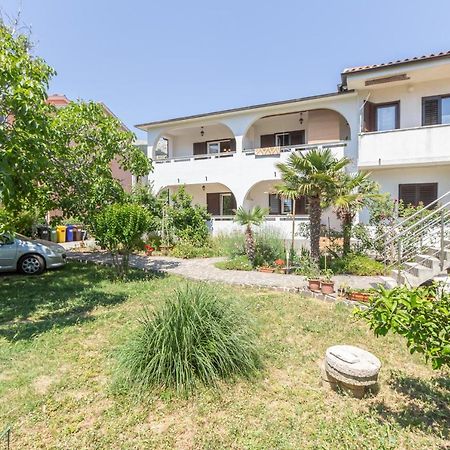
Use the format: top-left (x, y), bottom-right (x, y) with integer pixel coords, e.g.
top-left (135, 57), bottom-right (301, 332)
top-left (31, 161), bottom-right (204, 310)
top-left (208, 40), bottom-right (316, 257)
top-left (275, 133), bottom-right (291, 147)
top-left (207, 139), bottom-right (232, 154)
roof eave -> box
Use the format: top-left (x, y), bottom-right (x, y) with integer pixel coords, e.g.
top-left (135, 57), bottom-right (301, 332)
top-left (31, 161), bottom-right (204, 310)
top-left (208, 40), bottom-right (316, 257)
top-left (135, 90), bottom-right (355, 131)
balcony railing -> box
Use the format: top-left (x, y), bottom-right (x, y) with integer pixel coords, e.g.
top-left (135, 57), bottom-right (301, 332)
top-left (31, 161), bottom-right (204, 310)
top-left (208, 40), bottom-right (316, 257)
top-left (154, 141), bottom-right (347, 164)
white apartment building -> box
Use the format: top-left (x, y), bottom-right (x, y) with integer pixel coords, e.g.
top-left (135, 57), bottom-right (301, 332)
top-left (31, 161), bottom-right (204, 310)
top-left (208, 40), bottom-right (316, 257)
top-left (136, 51), bottom-right (450, 236)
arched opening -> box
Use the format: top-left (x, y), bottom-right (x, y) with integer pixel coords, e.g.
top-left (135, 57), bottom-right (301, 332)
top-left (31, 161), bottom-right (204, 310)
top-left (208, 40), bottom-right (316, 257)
top-left (244, 180), bottom-right (308, 216)
top-left (160, 182), bottom-right (237, 217)
top-left (154, 122), bottom-right (236, 160)
top-left (243, 109), bottom-right (351, 151)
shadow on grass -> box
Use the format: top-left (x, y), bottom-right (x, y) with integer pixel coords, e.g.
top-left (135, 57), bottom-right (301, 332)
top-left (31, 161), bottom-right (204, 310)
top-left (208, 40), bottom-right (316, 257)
top-left (371, 370), bottom-right (450, 440)
top-left (0, 262), bottom-right (164, 342)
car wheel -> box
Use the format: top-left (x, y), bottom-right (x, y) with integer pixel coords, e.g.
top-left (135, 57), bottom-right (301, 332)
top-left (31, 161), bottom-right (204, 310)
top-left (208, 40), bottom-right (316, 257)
top-left (18, 254), bottom-right (45, 275)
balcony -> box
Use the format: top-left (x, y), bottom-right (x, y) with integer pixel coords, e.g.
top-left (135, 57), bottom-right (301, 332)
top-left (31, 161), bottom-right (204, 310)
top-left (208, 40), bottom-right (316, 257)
top-left (358, 123), bottom-right (450, 169)
top-left (152, 142), bottom-right (347, 189)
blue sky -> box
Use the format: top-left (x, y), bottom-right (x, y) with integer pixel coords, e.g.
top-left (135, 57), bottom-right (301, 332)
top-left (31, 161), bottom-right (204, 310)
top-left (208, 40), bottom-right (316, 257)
top-left (2, 0), bottom-right (450, 137)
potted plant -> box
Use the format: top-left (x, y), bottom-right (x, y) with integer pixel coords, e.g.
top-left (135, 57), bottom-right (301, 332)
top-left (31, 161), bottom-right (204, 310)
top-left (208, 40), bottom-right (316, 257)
top-left (305, 265), bottom-right (321, 292)
top-left (144, 244), bottom-right (155, 256)
top-left (274, 258), bottom-right (286, 273)
top-left (320, 269), bottom-right (335, 295)
top-left (337, 282), bottom-right (350, 298)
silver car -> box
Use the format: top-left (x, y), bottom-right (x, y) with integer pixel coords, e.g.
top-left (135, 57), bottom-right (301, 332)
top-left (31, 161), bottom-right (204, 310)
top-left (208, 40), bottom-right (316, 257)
top-left (0, 233), bottom-right (67, 275)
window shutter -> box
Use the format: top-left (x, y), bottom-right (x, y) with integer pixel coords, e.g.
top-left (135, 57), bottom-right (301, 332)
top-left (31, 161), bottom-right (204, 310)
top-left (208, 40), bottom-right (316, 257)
top-left (294, 196), bottom-right (307, 215)
top-left (260, 134), bottom-right (275, 148)
top-left (268, 194), bottom-right (281, 214)
top-left (399, 184), bottom-right (418, 206)
top-left (207, 193), bottom-right (220, 215)
top-left (422, 98), bottom-right (440, 126)
top-left (399, 183), bottom-right (438, 207)
top-left (193, 142), bottom-right (207, 155)
top-left (363, 101), bottom-right (376, 132)
top-left (290, 130), bottom-right (305, 146)
top-left (418, 183), bottom-right (438, 206)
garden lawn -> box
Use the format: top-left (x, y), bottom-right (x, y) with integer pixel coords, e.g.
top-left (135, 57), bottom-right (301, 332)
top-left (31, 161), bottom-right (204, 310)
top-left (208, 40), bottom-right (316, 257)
top-left (0, 263), bottom-right (448, 449)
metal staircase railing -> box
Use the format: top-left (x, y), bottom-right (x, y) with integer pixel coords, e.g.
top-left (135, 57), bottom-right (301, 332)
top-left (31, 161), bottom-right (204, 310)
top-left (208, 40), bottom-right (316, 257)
top-left (374, 191), bottom-right (450, 284)
top-left (0, 426), bottom-right (11, 450)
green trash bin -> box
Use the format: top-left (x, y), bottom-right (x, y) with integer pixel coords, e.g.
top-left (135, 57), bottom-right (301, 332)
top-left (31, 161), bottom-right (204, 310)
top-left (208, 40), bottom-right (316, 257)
top-left (50, 229), bottom-right (57, 242)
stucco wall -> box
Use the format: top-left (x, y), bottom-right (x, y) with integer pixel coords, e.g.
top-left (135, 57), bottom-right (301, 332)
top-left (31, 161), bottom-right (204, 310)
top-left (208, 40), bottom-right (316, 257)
top-left (358, 77), bottom-right (450, 129)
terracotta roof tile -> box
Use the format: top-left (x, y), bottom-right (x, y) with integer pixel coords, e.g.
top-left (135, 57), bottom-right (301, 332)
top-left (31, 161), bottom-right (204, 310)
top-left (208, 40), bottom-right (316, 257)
top-left (342, 51), bottom-right (450, 74)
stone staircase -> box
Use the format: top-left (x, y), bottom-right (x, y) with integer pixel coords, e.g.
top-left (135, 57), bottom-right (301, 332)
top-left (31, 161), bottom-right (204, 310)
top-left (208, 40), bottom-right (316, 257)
top-left (375, 192), bottom-right (450, 287)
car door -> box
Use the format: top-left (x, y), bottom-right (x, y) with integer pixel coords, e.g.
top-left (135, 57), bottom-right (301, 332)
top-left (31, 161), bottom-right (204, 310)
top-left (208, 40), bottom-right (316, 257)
top-left (0, 234), bottom-right (19, 270)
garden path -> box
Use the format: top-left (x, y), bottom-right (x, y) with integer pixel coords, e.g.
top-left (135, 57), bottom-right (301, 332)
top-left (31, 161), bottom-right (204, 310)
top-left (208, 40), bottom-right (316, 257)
top-left (67, 252), bottom-right (385, 291)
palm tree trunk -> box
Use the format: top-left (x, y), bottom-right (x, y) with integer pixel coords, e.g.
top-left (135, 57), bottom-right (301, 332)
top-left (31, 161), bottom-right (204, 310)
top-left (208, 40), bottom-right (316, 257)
top-left (245, 224), bottom-right (256, 263)
top-left (309, 196), bottom-right (321, 263)
top-left (342, 213), bottom-right (352, 256)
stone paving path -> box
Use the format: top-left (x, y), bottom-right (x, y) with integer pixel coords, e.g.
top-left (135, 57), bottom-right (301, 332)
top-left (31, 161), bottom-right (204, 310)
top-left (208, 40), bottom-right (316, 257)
top-left (68, 251), bottom-right (385, 291)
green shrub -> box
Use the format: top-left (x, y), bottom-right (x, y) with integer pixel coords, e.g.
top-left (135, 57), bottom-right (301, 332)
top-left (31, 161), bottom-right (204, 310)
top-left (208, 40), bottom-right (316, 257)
top-left (117, 283), bottom-right (261, 395)
top-left (253, 228), bottom-right (285, 267)
top-left (168, 186), bottom-right (210, 245)
top-left (324, 254), bottom-right (384, 276)
top-left (213, 232), bottom-right (246, 258)
top-left (92, 204), bottom-right (151, 278)
top-left (170, 241), bottom-right (216, 259)
top-left (215, 256), bottom-right (253, 271)
top-left (356, 285), bottom-right (450, 369)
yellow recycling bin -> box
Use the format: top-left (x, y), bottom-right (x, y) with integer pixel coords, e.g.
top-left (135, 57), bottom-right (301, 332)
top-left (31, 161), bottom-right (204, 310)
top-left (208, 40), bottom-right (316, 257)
top-left (56, 225), bottom-right (67, 243)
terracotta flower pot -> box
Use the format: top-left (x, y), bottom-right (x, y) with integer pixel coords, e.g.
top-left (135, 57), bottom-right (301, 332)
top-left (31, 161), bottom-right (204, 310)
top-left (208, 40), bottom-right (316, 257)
top-left (321, 281), bottom-right (335, 295)
top-left (348, 291), bottom-right (371, 302)
top-left (308, 278), bottom-right (321, 291)
top-left (259, 267), bottom-right (275, 273)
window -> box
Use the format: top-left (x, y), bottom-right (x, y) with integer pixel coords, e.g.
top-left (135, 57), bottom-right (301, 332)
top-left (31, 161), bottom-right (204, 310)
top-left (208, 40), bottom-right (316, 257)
top-left (275, 133), bottom-right (291, 147)
top-left (281, 198), bottom-right (293, 214)
top-left (269, 194), bottom-right (281, 214)
top-left (268, 194), bottom-right (308, 215)
top-left (375, 103), bottom-right (399, 131)
top-left (207, 140), bottom-right (233, 154)
top-left (221, 193), bottom-right (234, 215)
top-left (155, 137), bottom-right (169, 160)
top-left (423, 95), bottom-right (450, 125)
top-left (399, 183), bottom-right (438, 207)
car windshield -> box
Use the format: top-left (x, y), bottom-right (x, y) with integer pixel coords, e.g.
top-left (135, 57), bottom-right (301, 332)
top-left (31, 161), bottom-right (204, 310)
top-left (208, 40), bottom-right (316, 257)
top-left (15, 233), bottom-right (32, 241)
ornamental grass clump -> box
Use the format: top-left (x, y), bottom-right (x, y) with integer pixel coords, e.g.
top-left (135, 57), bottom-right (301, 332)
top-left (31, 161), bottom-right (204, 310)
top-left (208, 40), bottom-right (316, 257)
top-left (118, 283), bottom-right (262, 395)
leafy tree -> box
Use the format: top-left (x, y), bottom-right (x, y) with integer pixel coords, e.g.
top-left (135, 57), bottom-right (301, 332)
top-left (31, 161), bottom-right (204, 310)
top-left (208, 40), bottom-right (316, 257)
top-left (331, 172), bottom-right (381, 255)
top-left (129, 183), bottom-right (167, 232)
top-left (356, 285), bottom-right (450, 369)
top-left (276, 149), bottom-right (350, 262)
top-left (92, 204), bottom-right (151, 278)
top-left (44, 101), bottom-right (151, 222)
top-left (0, 21), bottom-right (54, 215)
top-left (167, 186), bottom-right (210, 245)
top-left (234, 206), bottom-right (268, 264)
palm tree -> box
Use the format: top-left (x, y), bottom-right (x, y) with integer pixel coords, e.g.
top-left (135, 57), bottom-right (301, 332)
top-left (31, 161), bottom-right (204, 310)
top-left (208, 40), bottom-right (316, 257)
top-left (276, 148), bottom-right (350, 263)
top-left (234, 206), bottom-right (268, 263)
top-left (331, 172), bottom-right (381, 256)
top-left (275, 181), bottom-right (298, 260)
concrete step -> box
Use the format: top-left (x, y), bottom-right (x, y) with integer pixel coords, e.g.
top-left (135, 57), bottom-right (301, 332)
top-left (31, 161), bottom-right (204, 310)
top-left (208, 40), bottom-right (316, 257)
top-left (391, 269), bottom-right (421, 287)
top-left (403, 262), bottom-right (434, 279)
top-left (415, 254), bottom-right (441, 271)
top-left (423, 247), bottom-right (450, 261)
